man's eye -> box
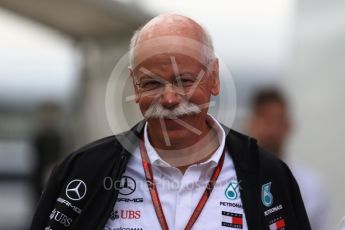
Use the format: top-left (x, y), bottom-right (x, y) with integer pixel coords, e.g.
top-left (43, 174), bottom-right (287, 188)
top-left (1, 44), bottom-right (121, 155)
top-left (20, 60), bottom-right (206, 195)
top-left (141, 81), bottom-right (163, 89)
top-left (179, 78), bottom-right (195, 87)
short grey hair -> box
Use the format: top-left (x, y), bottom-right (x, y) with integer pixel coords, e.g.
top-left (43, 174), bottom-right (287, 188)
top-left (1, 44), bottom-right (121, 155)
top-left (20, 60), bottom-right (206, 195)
top-left (128, 25), bottom-right (215, 68)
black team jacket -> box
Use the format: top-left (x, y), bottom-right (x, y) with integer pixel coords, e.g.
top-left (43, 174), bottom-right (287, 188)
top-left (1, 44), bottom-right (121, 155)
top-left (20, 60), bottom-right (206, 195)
top-left (30, 121), bottom-right (311, 230)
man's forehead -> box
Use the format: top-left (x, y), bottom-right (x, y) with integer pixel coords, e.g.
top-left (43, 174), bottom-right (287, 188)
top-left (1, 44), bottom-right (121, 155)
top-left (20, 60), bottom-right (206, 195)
top-left (133, 54), bottom-right (205, 78)
top-left (131, 36), bottom-right (209, 70)
top-left (137, 53), bottom-right (201, 67)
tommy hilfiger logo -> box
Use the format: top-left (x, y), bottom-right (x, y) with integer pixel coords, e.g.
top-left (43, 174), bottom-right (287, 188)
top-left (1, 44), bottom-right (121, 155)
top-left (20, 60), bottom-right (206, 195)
top-left (221, 211), bottom-right (243, 229)
top-left (269, 217), bottom-right (286, 230)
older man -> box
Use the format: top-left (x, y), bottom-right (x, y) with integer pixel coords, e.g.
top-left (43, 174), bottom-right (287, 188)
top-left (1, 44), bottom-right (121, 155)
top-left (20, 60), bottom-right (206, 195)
top-left (30, 14), bottom-right (311, 230)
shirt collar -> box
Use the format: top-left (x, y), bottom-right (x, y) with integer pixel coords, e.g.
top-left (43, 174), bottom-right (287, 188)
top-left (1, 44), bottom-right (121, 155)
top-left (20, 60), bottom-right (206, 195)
top-left (143, 114), bottom-right (226, 168)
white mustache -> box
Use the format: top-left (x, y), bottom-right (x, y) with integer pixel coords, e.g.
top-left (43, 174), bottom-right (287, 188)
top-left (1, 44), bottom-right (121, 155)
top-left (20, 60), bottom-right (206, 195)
top-left (144, 101), bottom-right (201, 119)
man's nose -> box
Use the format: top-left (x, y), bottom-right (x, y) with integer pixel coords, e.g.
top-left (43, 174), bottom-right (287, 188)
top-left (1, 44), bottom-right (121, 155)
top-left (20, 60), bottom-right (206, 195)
top-left (159, 84), bottom-right (181, 109)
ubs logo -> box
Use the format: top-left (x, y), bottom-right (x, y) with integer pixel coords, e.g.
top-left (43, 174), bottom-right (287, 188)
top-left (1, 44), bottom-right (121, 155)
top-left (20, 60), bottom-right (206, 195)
top-left (66, 179), bottom-right (87, 201)
top-left (110, 210), bottom-right (141, 220)
top-left (49, 209), bottom-right (72, 227)
top-left (119, 176), bottom-right (136, 195)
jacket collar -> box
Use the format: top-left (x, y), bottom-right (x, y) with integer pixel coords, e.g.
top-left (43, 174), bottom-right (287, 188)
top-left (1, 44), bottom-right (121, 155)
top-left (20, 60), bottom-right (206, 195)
top-left (120, 119), bottom-right (258, 173)
top-left (118, 119), bottom-right (261, 230)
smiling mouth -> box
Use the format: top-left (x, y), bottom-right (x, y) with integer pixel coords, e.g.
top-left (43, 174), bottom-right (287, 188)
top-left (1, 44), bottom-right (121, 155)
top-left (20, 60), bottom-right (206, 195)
top-left (165, 114), bottom-right (191, 120)
top-left (165, 117), bottom-right (178, 120)
top-left (165, 116), bottom-right (179, 120)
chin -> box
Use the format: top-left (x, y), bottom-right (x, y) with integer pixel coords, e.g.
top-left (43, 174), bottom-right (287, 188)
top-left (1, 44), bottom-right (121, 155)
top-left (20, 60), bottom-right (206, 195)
top-left (147, 114), bottom-right (204, 143)
top-left (165, 127), bottom-right (191, 139)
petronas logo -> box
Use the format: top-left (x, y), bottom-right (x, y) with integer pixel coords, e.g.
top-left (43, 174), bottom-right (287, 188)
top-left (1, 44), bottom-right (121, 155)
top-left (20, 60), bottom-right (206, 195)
top-left (225, 180), bottom-right (240, 200)
top-left (261, 182), bottom-right (273, 207)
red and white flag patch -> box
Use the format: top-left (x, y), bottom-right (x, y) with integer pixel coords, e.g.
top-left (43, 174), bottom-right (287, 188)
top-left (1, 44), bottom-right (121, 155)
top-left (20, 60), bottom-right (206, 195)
top-left (221, 211), bottom-right (243, 229)
top-left (269, 218), bottom-right (286, 230)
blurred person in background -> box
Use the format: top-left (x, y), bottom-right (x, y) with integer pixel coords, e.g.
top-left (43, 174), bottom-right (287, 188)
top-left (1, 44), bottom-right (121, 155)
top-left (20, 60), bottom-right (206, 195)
top-left (246, 87), bottom-right (329, 230)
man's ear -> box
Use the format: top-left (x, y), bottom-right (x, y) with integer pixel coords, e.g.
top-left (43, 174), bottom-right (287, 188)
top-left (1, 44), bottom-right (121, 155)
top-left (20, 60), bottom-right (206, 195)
top-left (129, 67), bottom-right (140, 103)
top-left (209, 58), bottom-right (220, 96)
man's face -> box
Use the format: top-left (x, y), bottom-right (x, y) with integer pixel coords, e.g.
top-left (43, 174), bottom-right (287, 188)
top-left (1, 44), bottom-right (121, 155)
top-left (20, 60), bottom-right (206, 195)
top-left (130, 52), bottom-right (219, 147)
top-left (249, 102), bottom-right (290, 156)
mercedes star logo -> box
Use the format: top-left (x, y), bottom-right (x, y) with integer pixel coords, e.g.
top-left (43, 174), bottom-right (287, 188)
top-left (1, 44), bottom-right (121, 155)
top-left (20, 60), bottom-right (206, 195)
top-left (66, 179), bottom-right (87, 201)
top-left (119, 176), bottom-right (136, 195)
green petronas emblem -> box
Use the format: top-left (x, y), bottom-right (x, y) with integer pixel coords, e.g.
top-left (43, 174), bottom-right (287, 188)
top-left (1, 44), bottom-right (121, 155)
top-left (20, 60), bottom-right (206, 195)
top-left (225, 180), bottom-right (239, 200)
top-left (261, 182), bottom-right (273, 207)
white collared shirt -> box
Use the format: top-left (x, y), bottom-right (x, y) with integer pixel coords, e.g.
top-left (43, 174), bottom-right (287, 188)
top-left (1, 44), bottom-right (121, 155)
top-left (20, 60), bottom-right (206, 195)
top-left (105, 116), bottom-right (248, 230)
